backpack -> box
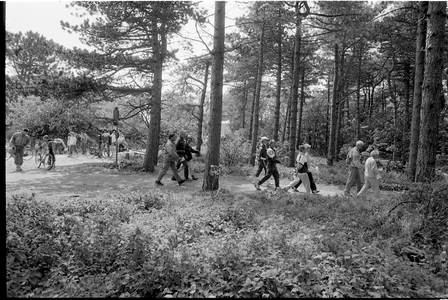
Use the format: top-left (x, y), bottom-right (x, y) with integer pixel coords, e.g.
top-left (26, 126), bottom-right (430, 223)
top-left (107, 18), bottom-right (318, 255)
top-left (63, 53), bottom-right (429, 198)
top-left (346, 149), bottom-right (352, 165)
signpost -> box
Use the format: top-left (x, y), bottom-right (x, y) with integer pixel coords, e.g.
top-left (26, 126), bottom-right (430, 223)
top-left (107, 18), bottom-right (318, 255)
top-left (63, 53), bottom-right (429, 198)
top-left (113, 107), bottom-right (119, 167)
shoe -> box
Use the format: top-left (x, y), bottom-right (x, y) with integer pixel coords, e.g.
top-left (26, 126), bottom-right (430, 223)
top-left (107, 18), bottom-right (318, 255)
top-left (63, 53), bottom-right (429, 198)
top-left (312, 190), bottom-right (320, 194)
top-left (171, 176), bottom-right (177, 181)
top-left (186, 178), bottom-right (192, 181)
top-left (254, 182), bottom-right (261, 191)
top-left (178, 179), bottom-right (185, 185)
top-left (344, 191), bottom-right (351, 197)
top-left (192, 175), bottom-right (199, 180)
top-left (16, 167), bottom-right (22, 172)
top-left (292, 187), bottom-right (298, 192)
top-left (155, 181), bottom-right (163, 186)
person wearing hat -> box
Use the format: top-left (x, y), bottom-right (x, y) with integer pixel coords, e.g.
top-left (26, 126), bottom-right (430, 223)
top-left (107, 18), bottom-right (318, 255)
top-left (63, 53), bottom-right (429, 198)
top-left (254, 139), bottom-right (281, 191)
top-left (253, 136), bottom-right (269, 184)
top-left (292, 143), bottom-right (319, 194)
top-left (155, 133), bottom-right (186, 186)
top-left (9, 128), bottom-right (31, 171)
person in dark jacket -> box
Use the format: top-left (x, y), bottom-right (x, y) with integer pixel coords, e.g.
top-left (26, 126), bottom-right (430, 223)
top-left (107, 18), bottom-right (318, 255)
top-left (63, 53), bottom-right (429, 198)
top-left (253, 136), bottom-right (269, 184)
top-left (172, 132), bottom-right (187, 180)
top-left (179, 135), bottom-right (200, 180)
top-left (254, 139), bottom-right (281, 191)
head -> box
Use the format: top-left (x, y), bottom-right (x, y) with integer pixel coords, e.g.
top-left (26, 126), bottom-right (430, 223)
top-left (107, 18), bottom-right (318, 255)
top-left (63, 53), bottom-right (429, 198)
top-left (22, 128), bottom-right (29, 135)
top-left (179, 132), bottom-right (187, 140)
top-left (370, 150), bottom-right (380, 158)
top-left (298, 144), bottom-right (306, 153)
top-left (303, 143), bottom-right (311, 152)
top-left (43, 135), bottom-right (49, 141)
top-left (355, 140), bottom-right (364, 150)
top-left (260, 136), bottom-right (269, 145)
top-left (269, 139), bottom-right (276, 147)
top-left (186, 135), bottom-right (193, 143)
top-left (168, 133), bottom-right (177, 142)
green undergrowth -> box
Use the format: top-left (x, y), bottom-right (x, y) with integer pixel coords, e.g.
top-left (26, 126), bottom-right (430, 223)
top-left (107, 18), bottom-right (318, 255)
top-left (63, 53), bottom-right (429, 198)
top-left (7, 181), bottom-right (448, 298)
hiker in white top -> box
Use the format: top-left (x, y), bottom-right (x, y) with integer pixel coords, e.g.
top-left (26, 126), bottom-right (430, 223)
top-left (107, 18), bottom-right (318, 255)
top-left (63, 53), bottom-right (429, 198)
top-left (283, 144), bottom-right (311, 194)
top-left (357, 150), bottom-right (383, 199)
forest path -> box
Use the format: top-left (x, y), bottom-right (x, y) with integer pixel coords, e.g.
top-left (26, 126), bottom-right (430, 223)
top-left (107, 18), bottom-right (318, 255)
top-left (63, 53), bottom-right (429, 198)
top-left (6, 154), bottom-right (348, 198)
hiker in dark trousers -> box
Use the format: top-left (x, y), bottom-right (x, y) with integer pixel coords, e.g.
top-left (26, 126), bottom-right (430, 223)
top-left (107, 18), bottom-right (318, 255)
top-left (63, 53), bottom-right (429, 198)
top-left (253, 136), bottom-right (269, 184)
top-left (254, 139), bottom-right (281, 191)
top-left (179, 135), bottom-right (199, 180)
top-left (172, 132), bottom-right (187, 181)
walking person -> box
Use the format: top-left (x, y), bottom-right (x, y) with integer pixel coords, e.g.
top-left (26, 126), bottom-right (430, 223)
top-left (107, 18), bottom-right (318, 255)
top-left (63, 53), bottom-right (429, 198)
top-left (9, 128), bottom-right (31, 171)
top-left (179, 135), bottom-right (200, 181)
top-left (172, 132), bottom-right (187, 180)
top-left (253, 136), bottom-right (269, 184)
top-left (79, 131), bottom-right (88, 154)
top-left (254, 139), bottom-right (281, 191)
top-left (357, 150), bottom-right (383, 199)
top-left (155, 133), bottom-right (186, 186)
top-left (283, 144), bottom-right (311, 194)
top-left (344, 140), bottom-right (365, 196)
top-left (67, 132), bottom-right (78, 157)
top-left (291, 143), bottom-right (319, 194)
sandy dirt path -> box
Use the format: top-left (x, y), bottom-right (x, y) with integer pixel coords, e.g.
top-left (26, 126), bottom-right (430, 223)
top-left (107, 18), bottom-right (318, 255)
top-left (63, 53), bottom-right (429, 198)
top-left (5, 153), bottom-right (345, 198)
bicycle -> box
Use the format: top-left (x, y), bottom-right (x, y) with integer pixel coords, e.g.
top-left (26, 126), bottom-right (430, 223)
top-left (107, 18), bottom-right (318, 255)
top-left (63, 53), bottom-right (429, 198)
top-left (35, 150), bottom-right (55, 170)
top-left (86, 144), bottom-right (105, 159)
top-left (5, 146), bottom-right (33, 161)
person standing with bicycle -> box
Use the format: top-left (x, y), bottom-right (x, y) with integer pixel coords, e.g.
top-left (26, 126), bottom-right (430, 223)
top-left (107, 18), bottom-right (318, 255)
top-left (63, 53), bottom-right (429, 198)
top-left (9, 128), bottom-right (31, 171)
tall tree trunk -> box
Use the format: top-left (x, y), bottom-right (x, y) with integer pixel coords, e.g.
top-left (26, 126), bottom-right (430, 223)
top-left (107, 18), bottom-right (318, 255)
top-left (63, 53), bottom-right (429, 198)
top-left (203, 1), bottom-right (225, 191)
top-left (250, 17), bottom-right (265, 166)
top-left (288, 4), bottom-right (302, 167)
top-left (415, 1), bottom-right (446, 182)
top-left (408, 1), bottom-right (428, 180)
top-left (241, 79), bottom-right (248, 129)
top-left (327, 43), bottom-right (339, 166)
top-left (274, 13), bottom-right (282, 142)
top-left (143, 19), bottom-right (166, 171)
top-left (196, 59), bottom-right (210, 155)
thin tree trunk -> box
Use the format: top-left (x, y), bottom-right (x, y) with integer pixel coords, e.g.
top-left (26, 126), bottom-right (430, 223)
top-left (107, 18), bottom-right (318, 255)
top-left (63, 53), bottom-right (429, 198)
top-left (196, 59), bottom-right (210, 155)
top-left (274, 14), bottom-right (282, 142)
top-left (296, 66), bottom-right (305, 147)
top-left (327, 43), bottom-right (339, 166)
top-left (202, 1), bottom-right (225, 191)
top-left (250, 17), bottom-right (265, 166)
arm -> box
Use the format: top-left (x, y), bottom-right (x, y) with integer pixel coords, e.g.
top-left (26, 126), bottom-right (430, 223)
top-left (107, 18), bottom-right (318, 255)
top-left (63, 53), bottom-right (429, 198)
top-left (9, 133), bottom-right (17, 147)
top-left (166, 142), bottom-right (180, 160)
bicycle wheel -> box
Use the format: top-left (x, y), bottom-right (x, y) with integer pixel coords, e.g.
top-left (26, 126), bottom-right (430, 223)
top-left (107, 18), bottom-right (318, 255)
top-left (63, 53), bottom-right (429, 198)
top-left (102, 146), bottom-right (111, 158)
top-left (38, 153), bottom-right (46, 169)
top-left (35, 152), bottom-right (42, 166)
top-left (86, 146), bottom-right (97, 159)
top-left (46, 153), bottom-right (55, 170)
top-left (23, 147), bottom-right (33, 160)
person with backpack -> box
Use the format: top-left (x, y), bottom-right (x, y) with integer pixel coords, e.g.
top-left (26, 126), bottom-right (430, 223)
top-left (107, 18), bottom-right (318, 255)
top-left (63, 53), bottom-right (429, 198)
top-left (179, 135), bottom-right (200, 180)
top-left (344, 140), bottom-right (364, 196)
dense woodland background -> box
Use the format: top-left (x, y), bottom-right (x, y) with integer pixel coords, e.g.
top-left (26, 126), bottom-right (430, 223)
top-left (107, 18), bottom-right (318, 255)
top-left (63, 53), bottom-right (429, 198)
top-left (5, 1), bottom-right (448, 186)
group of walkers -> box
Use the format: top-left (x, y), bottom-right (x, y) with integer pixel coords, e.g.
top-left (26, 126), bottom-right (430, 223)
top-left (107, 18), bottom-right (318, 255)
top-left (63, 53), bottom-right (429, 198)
top-left (7, 127), bottom-right (130, 172)
top-left (344, 140), bottom-right (384, 199)
top-left (252, 137), bottom-right (383, 198)
top-left (155, 132), bottom-right (200, 186)
top-left (253, 137), bottom-right (320, 194)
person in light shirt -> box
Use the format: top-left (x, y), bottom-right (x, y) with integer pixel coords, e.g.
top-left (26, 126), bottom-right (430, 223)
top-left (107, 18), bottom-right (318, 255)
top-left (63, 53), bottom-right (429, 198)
top-left (357, 150), bottom-right (383, 199)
